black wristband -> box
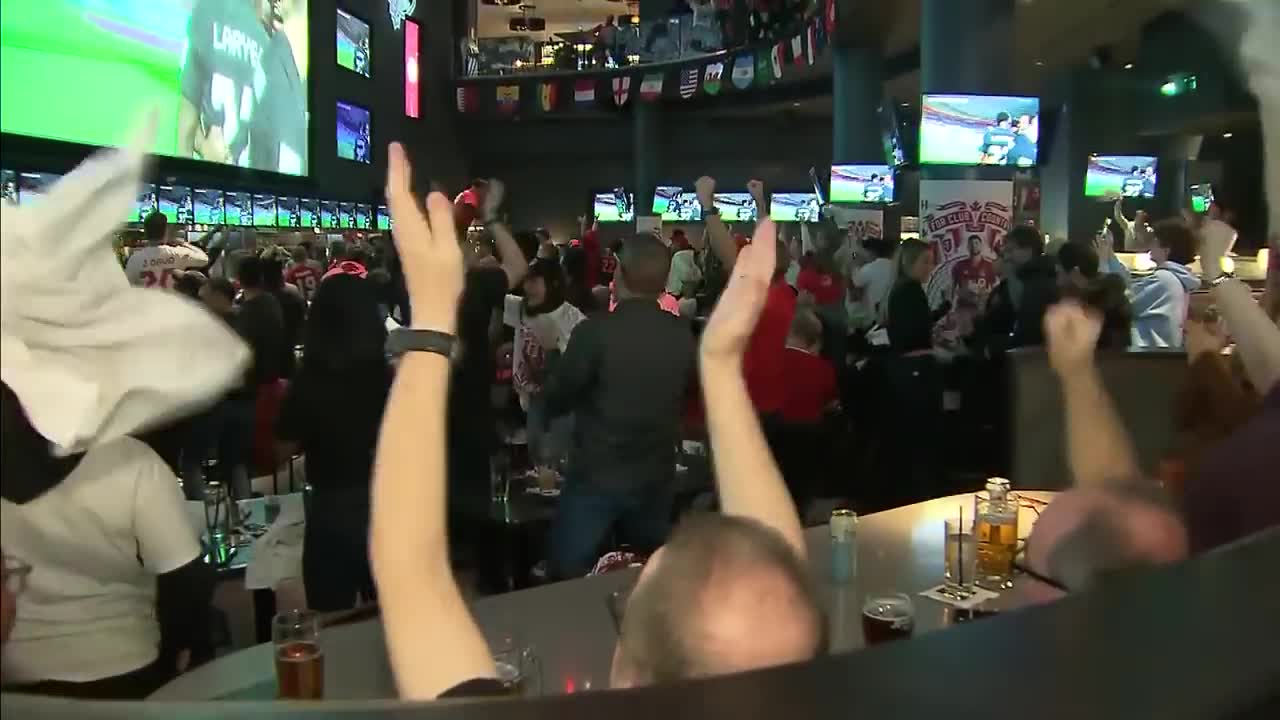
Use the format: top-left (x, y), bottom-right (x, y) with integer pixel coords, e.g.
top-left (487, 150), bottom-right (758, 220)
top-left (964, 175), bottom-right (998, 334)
top-left (387, 328), bottom-right (459, 359)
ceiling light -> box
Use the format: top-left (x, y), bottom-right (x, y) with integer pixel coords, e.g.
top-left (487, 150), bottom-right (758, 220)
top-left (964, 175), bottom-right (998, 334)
top-left (1035, 59), bottom-right (1044, 66)
top-left (1124, 63), bottom-right (1134, 69)
top-left (1223, 132), bottom-right (1233, 138)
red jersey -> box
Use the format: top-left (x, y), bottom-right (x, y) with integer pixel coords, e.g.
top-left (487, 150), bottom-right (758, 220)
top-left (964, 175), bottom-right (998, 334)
top-left (582, 229), bottom-right (602, 288)
top-left (743, 280), bottom-right (798, 414)
top-left (796, 266), bottom-right (843, 305)
top-left (285, 263), bottom-right (321, 302)
top-left (780, 347), bottom-right (838, 424)
top-left (951, 258), bottom-right (996, 304)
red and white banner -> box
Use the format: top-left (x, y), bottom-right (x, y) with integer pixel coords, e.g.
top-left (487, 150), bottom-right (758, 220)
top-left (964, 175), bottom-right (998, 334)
top-left (612, 76), bottom-right (631, 106)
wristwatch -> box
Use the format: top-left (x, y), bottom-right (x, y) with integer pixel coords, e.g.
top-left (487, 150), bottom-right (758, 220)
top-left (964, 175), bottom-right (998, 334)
top-left (387, 328), bottom-right (459, 360)
top-left (702, 205), bottom-right (720, 217)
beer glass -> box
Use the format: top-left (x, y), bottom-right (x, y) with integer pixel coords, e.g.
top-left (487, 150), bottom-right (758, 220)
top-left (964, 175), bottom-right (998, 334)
top-left (861, 593), bottom-right (915, 646)
top-left (944, 517), bottom-right (977, 597)
top-left (489, 632), bottom-right (542, 696)
top-left (273, 610), bottom-right (324, 700)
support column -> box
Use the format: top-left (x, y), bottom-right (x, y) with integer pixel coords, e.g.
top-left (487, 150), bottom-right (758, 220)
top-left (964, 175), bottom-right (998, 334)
top-left (832, 46), bottom-right (886, 164)
top-left (633, 99), bottom-right (659, 225)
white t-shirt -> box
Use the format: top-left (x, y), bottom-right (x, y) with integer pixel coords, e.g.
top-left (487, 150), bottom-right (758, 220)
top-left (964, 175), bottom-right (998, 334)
top-left (503, 295), bottom-right (586, 402)
top-left (124, 244), bottom-right (209, 288)
top-left (852, 257), bottom-right (894, 321)
top-left (0, 437), bottom-right (202, 684)
top-left (665, 249), bottom-right (703, 296)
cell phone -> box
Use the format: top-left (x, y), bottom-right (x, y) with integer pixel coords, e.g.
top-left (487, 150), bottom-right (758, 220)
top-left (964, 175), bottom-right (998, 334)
top-left (809, 167), bottom-right (826, 206)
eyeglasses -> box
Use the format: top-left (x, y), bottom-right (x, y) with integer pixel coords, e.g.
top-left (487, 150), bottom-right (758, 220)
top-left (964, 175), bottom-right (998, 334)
top-left (2, 554), bottom-right (33, 596)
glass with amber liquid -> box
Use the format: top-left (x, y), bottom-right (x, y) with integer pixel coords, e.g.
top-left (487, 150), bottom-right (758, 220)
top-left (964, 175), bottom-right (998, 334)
top-left (274, 610), bottom-right (324, 700)
top-left (974, 478), bottom-right (1018, 589)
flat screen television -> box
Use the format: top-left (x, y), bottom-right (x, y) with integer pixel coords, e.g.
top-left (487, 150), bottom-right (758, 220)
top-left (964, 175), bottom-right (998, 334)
top-left (336, 8), bottom-right (371, 78)
top-left (298, 198), bottom-right (319, 227)
top-left (223, 192), bottom-right (252, 226)
top-left (252, 193), bottom-right (277, 227)
top-left (354, 203), bottom-right (372, 229)
top-left (276, 196), bottom-right (301, 228)
top-left (770, 193), bottom-right (823, 222)
top-left (336, 101), bottom-right (372, 164)
top-left (192, 188), bottom-right (224, 225)
top-left (1190, 183), bottom-right (1215, 213)
top-left (593, 189), bottom-right (635, 223)
top-left (16, 171), bottom-right (61, 205)
top-left (320, 201), bottom-right (338, 229)
top-left (920, 94), bottom-right (1040, 166)
top-left (338, 202), bottom-right (355, 228)
top-left (652, 186), bottom-right (701, 222)
top-left (713, 193), bottom-right (758, 222)
top-left (830, 165), bottom-right (895, 203)
top-left (878, 103), bottom-right (906, 166)
top-left (157, 185), bottom-right (192, 224)
top-left (0, 0), bottom-right (310, 176)
top-left (1, 169), bottom-right (16, 203)
top-left (130, 183), bottom-right (158, 222)
top-left (1085, 155), bottom-right (1157, 199)
top-left (376, 204), bottom-right (392, 230)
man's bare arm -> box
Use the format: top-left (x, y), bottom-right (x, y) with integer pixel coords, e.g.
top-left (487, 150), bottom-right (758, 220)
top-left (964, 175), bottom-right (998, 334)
top-left (479, 179), bottom-right (528, 290)
top-left (700, 219), bottom-right (806, 556)
top-left (696, 176), bottom-right (739, 270)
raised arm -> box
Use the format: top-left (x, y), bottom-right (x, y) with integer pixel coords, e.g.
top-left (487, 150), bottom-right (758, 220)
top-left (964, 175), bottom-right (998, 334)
top-left (1044, 302), bottom-right (1141, 487)
top-left (370, 144), bottom-right (494, 700)
top-left (699, 218), bottom-right (806, 557)
top-left (1200, 229), bottom-right (1280, 394)
top-left (480, 179), bottom-right (529, 291)
top-left (1112, 198), bottom-right (1134, 249)
top-left (696, 176), bottom-right (739, 270)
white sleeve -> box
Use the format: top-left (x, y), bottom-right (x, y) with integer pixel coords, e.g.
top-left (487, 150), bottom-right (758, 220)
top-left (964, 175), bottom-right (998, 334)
top-left (124, 252), bottom-right (145, 286)
top-left (852, 264), bottom-right (870, 289)
top-left (169, 244), bottom-right (209, 270)
top-left (132, 446), bottom-right (203, 575)
top-left (503, 294), bottom-right (523, 328)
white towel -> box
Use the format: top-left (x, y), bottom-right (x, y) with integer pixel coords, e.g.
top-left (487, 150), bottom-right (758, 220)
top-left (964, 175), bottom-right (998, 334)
top-left (0, 114), bottom-right (249, 454)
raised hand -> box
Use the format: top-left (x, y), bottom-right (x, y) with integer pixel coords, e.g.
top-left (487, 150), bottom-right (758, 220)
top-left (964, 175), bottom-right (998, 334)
top-left (747, 179), bottom-right (766, 204)
top-left (1044, 301), bottom-right (1102, 379)
top-left (700, 218), bottom-right (777, 363)
top-left (695, 175), bottom-right (716, 209)
top-left (481, 178), bottom-right (505, 223)
top-left (385, 142), bottom-right (464, 333)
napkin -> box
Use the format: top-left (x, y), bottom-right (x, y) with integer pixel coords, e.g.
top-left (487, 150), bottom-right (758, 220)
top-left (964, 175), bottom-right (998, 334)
top-left (244, 500), bottom-right (306, 591)
top-left (918, 584), bottom-right (1000, 610)
top-left (0, 113), bottom-right (249, 454)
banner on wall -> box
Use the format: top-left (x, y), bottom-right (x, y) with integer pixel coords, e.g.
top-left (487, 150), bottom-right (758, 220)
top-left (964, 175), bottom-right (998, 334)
top-left (827, 206), bottom-right (883, 238)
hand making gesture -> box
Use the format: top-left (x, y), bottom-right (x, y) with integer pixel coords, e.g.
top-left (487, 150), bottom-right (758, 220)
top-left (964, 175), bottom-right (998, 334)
top-left (385, 143), bottom-right (464, 333)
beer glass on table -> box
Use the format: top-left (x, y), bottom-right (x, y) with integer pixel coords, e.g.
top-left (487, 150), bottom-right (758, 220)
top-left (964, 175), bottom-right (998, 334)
top-left (490, 632), bottom-right (542, 696)
top-left (274, 610), bottom-right (324, 700)
top-left (861, 593), bottom-right (915, 646)
top-left (944, 517), bottom-right (977, 598)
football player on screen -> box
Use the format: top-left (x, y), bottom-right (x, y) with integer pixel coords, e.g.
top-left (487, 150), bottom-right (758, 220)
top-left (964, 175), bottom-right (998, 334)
top-left (862, 174), bottom-right (886, 202)
top-left (178, 0), bottom-right (307, 175)
top-left (978, 111), bottom-right (1017, 165)
top-left (355, 35), bottom-right (370, 75)
top-left (1121, 166), bottom-right (1146, 198)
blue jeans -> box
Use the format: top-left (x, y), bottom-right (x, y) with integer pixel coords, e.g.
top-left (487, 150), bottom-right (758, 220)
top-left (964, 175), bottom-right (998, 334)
top-left (548, 476), bottom-right (673, 580)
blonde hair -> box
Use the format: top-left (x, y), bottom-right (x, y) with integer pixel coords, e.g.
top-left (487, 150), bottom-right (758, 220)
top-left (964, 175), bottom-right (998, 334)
top-left (880, 238), bottom-right (930, 324)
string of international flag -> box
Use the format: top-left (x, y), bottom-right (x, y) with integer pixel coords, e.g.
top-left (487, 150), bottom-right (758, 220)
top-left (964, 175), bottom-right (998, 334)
top-left (456, 15), bottom-right (829, 115)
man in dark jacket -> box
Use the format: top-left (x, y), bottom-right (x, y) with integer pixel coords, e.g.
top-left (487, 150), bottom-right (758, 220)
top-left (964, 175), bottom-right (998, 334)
top-left (975, 225), bottom-right (1059, 353)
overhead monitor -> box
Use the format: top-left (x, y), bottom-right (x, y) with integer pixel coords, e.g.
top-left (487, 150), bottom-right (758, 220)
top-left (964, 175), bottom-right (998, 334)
top-left (593, 189), bottom-right (635, 223)
top-left (652, 186), bottom-right (701, 222)
top-left (16, 171), bottom-right (61, 205)
top-left (338, 202), bottom-right (355, 228)
top-left (298, 198), bottom-right (319, 227)
top-left (1085, 155), bottom-right (1157, 199)
top-left (920, 94), bottom-right (1040, 166)
top-left (320, 201), bottom-right (338, 229)
top-left (130, 183), bottom-right (158, 222)
top-left (336, 8), bottom-right (371, 78)
top-left (277, 196), bottom-right (301, 228)
top-left (354, 203), bottom-right (372, 229)
top-left (225, 191), bottom-right (253, 226)
top-left (336, 101), bottom-right (372, 164)
top-left (252, 193), bottom-right (277, 227)
top-left (157, 185), bottom-right (192, 224)
top-left (1, 169), bottom-right (16, 203)
top-left (376, 204), bottom-right (392, 230)
top-left (830, 165), bottom-right (895, 203)
top-left (770, 193), bottom-right (823, 222)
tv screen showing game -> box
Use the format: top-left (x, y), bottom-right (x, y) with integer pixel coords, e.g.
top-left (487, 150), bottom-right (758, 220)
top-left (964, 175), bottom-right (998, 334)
top-left (16, 171), bottom-right (61, 205)
top-left (320, 201), bottom-right (338, 229)
top-left (336, 101), bottom-right (371, 164)
top-left (129, 183), bottom-right (158, 222)
top-left (830, 165), bottom-right (895, 203)
top-left (192, 188), bottom-right (224, 225)
top-left (1085, 155), bottom-right (1157, 198)
top-left (1, 169), bottom-right (16, 203)
top-left (0, 0), bottom-right (311, 176)
top-left (652, 186), bottom-right (702, 222)
top-left (713, 193), bottom-right (758, 222)
top-left (593, 189), bottom-right (635, 223)
top-left (770, 193), bottom-right (823, 222)
top-left (920, 94), bottom-right (1040, 166)
top-left (336, 8), bottom-right (370, 78)
top-left (878, 103), bottom-right (906, 166)
top-left (225, 191), bottom-right (252, 226)
top-left (276, 196), bottom-right (300, 227)
top-left (338, 202), bottom-right (354, 228)
top-left (354, 203), bottom-right (372, 229)
top-left (1190, 183), bottom-right (1215, 214)
top-left (157, 185), bottom-right (192, 224)
top-left (298, 198), bottom-right (319, 227)
top-left (376, 204), bottom-right (392, 230)
top-left (252, 193), bottom-right (277, 227)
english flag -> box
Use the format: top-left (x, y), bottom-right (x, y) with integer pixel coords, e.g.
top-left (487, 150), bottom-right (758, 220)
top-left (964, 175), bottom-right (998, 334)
top-left (574, 79), bottom-right (595, 107)
top-left (639, 73), bottom-right (664, 101)
top-left (456, 86), bottom-right (478, 113)
top-left (791, 34), bottom-right (804, 65)
top-left (612, 76), bottom-right (631, 106)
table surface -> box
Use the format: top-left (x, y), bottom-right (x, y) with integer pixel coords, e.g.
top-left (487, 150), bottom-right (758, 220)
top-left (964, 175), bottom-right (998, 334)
top-left (151, 491), bottom-right (1053, 701)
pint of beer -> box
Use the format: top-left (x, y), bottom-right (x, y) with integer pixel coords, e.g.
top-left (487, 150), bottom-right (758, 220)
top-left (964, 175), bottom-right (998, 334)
top-left (861, 593), bottom-right (915, 646)
top-left (274, 610), bottom-right (324, 700)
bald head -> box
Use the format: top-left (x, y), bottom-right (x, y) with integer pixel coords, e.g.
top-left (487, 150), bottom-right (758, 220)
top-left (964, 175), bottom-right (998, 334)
top-left (620, 235), bottom-right (673, 298)
top-left (612, 514), bottom-right (824, 688)
top-left (1023, 483), bottom-right (1188, 603)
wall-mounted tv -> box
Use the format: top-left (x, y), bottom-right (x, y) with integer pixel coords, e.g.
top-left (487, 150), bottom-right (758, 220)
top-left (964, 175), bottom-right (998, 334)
top-left (1085, 155), bottom-right (1157, 199)
top-left (193, 188), bottom-right (224, 225)
top-left (354, 203), bottom-right (372, 229)
top-left (157, 185), bottom-right (192, 224)
top-left (920, 94), bottom-right (1040, 166)
top-left (594, 189), bottom-right (635, 223)
top-left (770, 193), bottom-right (823, 222)
top-left (1190, 183), bottom-right (1215, 214)
top-left (336, 101), bottom-right (372, 164)
top-left (652, 186), bottom-right (701, 222)
top-left (17, 171), bottom-right (61, 206)
top-left (252, 193), bottom-right (277, 227)
top-left (713, 193), bottom-right (758, 222)
top-left (0, 0), bottom-right (310, 176)
top-left (336, 8), bottom-right (371, 78)
top-left (376, 204), bottom-right (392, 230)
top-left (299, 198), bottom-right (319, 227)
top-left (225, 192), bottom-right (253, 226)
top-left (1, 169), bottom-right (17, 203)
top-left (831, 165), bottom-right (894, 203)
top-left (338, 202), bottom-right (355, 228)
top-left (320, 201), bottom-right (339, 229)
top-left (130, 183), bottom-right (158, 222)
top-left (276, 196), bottom-right (301, 228)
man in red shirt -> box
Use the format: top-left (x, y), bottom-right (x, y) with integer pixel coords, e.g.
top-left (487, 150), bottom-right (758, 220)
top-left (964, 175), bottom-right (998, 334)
top-left (780, 309), bottom-right (839, 424)
top-left (951, 234), bottom-right (997, 308)
top-left (284, 245), bottom-right (322, 302)
top-left (577, 215), bottom-right (602, 289)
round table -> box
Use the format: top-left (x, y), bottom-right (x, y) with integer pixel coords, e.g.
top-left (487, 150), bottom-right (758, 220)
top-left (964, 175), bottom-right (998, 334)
top-left (151, 491), bottom-right (1054, 701)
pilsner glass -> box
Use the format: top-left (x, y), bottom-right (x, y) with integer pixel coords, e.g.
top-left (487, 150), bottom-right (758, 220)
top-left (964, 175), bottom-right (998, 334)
top-left (944, 517), bottom-right (977, 597)
top-left (861, 593), bottom-right (915, 646)
top-left (274, 610), bottom-right (324, 700)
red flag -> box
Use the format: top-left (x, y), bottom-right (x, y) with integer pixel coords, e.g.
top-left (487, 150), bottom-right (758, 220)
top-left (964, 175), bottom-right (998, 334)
top-left (456, 86), bottom-right (478, 113)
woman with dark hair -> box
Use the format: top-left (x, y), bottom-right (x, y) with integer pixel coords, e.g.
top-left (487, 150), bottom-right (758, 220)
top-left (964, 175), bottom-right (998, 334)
top-left (502, 259), bottom-right (587, 478)
top-left (560, 244), bottom-right (599, 315)
top-left (276, 274), bottom-right (391, 611)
